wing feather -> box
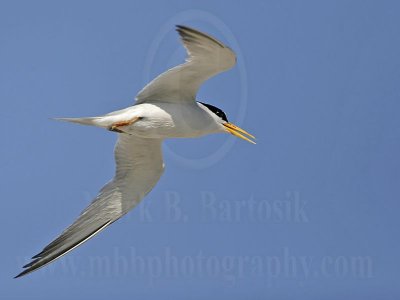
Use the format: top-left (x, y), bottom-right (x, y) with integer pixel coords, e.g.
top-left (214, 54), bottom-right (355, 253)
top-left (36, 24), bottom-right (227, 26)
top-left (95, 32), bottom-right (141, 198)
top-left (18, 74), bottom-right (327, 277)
top-left (15, 135), bottom-right (164, 278)
top-left (135, 25), bottom-right (236, 103)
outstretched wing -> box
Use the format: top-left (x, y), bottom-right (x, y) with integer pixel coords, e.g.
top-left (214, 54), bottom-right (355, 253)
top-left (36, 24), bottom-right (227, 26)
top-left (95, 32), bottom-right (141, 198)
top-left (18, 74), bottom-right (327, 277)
top-left (135, 25), bottom-right (236, 104)
top-left (15, 135), bottom-right (164, 278)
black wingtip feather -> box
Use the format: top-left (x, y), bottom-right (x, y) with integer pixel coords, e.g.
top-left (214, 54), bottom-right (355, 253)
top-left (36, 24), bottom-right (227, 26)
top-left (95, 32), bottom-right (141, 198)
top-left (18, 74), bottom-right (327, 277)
top-left (14, 270), bottom-right (28, 279)
top-left (175, 24), bottom-right (225, 48)
top-left (15, 219), bottom-right (113, 278)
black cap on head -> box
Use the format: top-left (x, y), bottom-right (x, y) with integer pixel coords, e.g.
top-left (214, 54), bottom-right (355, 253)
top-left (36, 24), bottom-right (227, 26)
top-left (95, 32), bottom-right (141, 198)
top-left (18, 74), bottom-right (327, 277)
top-left (199, 102), bottom-right (228, 122)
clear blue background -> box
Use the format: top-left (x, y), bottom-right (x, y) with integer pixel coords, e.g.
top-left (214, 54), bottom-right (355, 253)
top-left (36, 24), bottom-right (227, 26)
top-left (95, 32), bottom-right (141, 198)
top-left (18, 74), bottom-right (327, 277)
top-left (1, 0), bottom-right (399, 299)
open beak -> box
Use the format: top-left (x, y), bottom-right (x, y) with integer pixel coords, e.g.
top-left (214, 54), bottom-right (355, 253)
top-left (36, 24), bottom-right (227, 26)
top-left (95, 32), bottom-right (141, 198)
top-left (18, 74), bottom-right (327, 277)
top-left (223, 123), bottom-right (256, 144)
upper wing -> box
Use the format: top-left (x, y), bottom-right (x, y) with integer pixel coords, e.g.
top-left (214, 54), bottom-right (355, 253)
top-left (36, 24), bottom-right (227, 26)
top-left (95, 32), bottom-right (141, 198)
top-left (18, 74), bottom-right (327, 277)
top-left (135, 25), bottom-right (236, 104)
top-left (15, 135), bottom-right (164, 278)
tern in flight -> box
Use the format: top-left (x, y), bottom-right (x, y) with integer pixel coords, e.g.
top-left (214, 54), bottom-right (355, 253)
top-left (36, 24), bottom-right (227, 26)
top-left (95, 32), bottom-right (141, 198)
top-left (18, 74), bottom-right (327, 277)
top-left (16, 25), bottom-right (255, 278)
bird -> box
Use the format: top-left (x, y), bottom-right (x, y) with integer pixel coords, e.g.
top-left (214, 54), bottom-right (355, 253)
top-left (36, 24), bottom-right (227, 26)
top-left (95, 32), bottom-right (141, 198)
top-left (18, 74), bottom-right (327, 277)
top-left (15, 25), bottom-right (255, 278)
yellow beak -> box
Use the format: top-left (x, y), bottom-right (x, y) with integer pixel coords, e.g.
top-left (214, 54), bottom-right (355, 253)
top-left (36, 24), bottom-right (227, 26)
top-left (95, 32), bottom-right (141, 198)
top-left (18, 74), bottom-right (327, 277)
top-left (223, 123), bottom-right (256, 144)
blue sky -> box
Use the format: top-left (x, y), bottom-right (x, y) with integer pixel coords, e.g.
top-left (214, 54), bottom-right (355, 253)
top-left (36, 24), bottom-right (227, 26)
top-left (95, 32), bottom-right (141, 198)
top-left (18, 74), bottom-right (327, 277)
top-left (1, 0), bottom-right (400, 299)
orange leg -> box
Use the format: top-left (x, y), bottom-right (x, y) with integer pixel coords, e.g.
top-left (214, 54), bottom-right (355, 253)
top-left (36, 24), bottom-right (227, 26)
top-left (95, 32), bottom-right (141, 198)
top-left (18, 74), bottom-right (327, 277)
top-left (108, 116), bottom-right (141, 134)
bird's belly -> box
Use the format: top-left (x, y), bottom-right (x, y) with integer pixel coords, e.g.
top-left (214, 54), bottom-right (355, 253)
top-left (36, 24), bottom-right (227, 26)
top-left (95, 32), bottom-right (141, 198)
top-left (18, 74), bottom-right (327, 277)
top-left (128, 119), bottom-right (203, 139)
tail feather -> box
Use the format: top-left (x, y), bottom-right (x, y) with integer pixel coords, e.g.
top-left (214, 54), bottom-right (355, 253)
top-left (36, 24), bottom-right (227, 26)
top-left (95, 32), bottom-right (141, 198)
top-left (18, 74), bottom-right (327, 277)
top-left (53, 117), bottom-right (101, 126)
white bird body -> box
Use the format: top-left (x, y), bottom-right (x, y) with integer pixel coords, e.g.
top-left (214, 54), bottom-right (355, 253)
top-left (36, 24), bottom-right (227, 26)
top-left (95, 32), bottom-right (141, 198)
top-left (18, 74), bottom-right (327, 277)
top-left (61, 101), bottom-right (226, 139)
top-left (16, 25), bottom-right (255, 278)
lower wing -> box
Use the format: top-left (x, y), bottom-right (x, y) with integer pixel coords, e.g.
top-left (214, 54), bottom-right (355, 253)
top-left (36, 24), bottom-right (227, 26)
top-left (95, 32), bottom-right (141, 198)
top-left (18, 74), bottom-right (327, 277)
top-left (15, 135), bottom-right (164, 278)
